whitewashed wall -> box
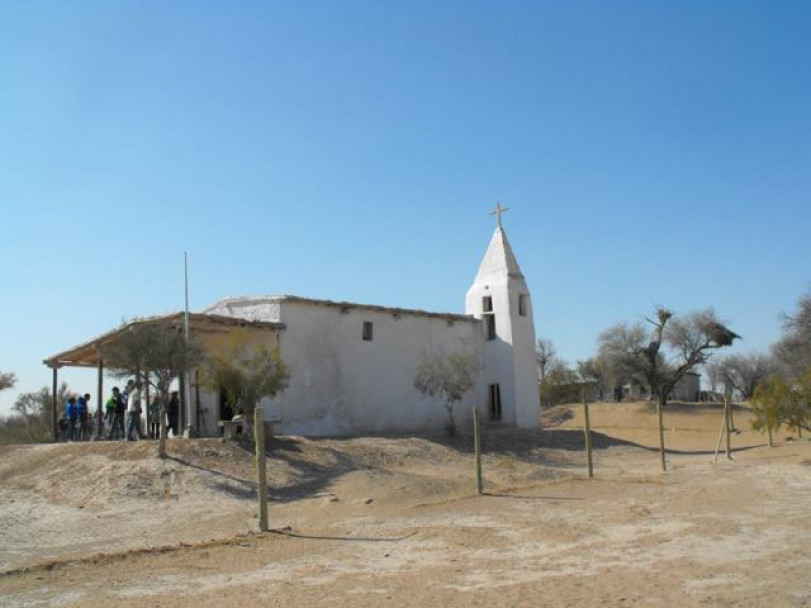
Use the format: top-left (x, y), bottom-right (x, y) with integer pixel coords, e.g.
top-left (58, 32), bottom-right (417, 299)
top-left (270, 301), bottom-right (486, 436)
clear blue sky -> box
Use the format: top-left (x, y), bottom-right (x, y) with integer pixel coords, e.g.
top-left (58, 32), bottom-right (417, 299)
top-left (1, 1), bottom-right (809, 414)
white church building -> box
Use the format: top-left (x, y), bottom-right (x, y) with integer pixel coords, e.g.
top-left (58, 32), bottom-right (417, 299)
top-left (45, 214), bottom-right (540, 437)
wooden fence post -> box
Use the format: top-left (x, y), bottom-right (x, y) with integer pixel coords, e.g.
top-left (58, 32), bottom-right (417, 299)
top-left (255, 407), bottom-right (268, 532)
top-left (473, 407), bottom-right (483, 495)
top-left (583, 393), bottom-right (594, 479)
top-left (724, 384), bottom-right (732, 460)
top-left (51, 366), bottom-right (58, 443)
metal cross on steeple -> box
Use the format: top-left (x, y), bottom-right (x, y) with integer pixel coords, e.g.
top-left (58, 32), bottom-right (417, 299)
top-left (489, 201), bottom-right (510, 228)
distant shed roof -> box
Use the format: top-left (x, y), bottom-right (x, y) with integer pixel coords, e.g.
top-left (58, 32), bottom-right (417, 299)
top-left (44, 312), bottom-right (284, 368)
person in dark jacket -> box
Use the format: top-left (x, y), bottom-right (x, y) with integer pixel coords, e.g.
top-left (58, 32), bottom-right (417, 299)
top-left (77, 394), bottom-right (91, 441)
top-left (168, 392), bottom-right (180, 437)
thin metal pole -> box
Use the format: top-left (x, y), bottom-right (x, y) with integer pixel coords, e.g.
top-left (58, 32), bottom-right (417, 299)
top-left (184, 252), bottom-right (193, 437)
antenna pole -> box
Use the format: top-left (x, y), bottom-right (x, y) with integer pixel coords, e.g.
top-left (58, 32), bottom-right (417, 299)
top-left (184, 252), bottom-right (193, 437)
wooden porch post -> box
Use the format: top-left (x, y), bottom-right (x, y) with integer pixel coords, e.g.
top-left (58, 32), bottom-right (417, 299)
top-left (144, 372), bottom-right (151, 439)
top-left (97, 358), bottom-right (104, 439)
top-left (194, 369), bottom-right (201, 436)
top-left (51, 365), bottom-right (59, 443)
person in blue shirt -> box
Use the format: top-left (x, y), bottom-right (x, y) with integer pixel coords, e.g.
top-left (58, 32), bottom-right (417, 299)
top-left (77, 394), bottom-right (91, 441)
top-left (65, 397), bottom-right (78, 441)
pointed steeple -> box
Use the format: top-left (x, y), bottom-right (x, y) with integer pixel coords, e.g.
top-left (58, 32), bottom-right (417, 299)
top-left (472, 226), bottom-right (525, 283)
top-left (465, 207), bottom-right (539, 430)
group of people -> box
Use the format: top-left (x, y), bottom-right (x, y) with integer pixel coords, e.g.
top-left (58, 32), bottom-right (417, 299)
top-left (59, 394), bottom-right (94, 441)
top-left (58, 380), bottom-right (181, 442)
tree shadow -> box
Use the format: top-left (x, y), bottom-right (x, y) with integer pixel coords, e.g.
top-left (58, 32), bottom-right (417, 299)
top-left (662, 401), bottom-right (749, 414)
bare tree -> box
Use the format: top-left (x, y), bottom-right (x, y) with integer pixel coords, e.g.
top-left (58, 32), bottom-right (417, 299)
top-left (773, 291), bottom-right (811, 379)
top-left (718, 352), bottom-right (775, 401)
top-left (598, 307), bottom-right (739, 471)
top-left (0, 372), bottom-right (16, 392)
top-left (536, 338), bottom-right (557, 383)
top-left (105, 323), bottom-right (205, 458)
top-left (12, 382), bottom-right (72, 441)
top-left (204, 342), bottom-right (290, 436)
top-left (704, 361), bottom-right (723, 401)
top-left (414, 351), bottom-right (480, 437)
top-left (577, 356), bottom-right (615, 401)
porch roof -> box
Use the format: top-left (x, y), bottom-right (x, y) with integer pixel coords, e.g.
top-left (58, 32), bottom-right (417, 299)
top-left (43, 312), bottom-right (285, 368)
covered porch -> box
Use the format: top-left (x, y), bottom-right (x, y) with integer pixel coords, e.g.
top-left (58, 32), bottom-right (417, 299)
top-left (43, 312), bottom-right (285, 441)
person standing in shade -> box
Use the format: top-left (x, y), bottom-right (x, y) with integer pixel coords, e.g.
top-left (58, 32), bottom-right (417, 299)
top-left (147, 393), bottom-right (162, 439)
top-left (168, 391), bottom-right (180, 438)
top-left (76, 395), bottom-right (88, 441)
top-left (126, 380), bottom-right (142, 441)
top-left (65, 397), bottom-right (78, 441)
top-left (106, 387), bottom-right (124, 440)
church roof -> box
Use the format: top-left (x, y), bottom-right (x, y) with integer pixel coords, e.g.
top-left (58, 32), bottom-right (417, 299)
top-left (205, 295), bottom-right (478, 323)
top-left (472, 226), bottom-right (525, 283)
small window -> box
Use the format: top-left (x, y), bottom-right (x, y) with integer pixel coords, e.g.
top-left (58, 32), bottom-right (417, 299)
top-left (485, 315), bottom-right (496, 341)
top-left (518, 294), bottom-right (527, 317)
top-left (482, 296), bottom-right (493, 313)
top-left (362, 321), bottom-right (373, 341)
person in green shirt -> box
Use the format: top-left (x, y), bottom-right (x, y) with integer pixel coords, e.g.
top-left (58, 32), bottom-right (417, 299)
top-left (105, 387), bottom-right (124, 440)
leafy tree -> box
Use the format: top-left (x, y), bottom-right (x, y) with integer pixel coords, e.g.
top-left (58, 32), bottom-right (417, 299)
top-left (204, 342), bottom-right (290, 435)
top-left (598, 307), bottom-right (739, 471)
top-left (781, 370), bottom-right (811, 438)
top-left (414, 351), bottom-right (480, 437)
top-left (0, 372), bottom-right (16, 392)
top-left (539, 360), bottom-right (581, 406)
top-left (751, 375), bottom-right (789, 447)
top-left (105, 322), bottom-right (205, 457)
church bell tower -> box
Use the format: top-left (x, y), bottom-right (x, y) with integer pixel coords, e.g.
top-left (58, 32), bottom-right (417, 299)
top-left (465, 204), bottom-right (539, 428)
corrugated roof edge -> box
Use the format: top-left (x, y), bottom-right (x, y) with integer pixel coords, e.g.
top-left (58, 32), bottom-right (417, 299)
top-left (205, 294), bottom-right (479, 323)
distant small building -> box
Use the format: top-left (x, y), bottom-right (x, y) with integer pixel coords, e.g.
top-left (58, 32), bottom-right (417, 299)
top-left (619, 371), bottom-right (701, 403)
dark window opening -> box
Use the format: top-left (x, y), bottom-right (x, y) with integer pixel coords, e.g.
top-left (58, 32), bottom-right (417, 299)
top-left (219, 389), bottom-right (234, 431)
top-left (362, 321), bottom-right (373, 341)
top-left (485, 315), bottom-right (496, 341)
top-left (482, 296), bottom-right (493, 313)
top-left (489, 384), bottom-right (502, 421)
top-left (518, 294), bottom-right (527, 317)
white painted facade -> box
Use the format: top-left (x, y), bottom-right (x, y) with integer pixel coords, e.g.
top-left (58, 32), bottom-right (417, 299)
top-left (197, 226), bottom-right (540, 436)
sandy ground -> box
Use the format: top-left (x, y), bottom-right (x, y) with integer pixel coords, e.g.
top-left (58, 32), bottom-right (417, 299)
top-left (1, 401), bottom-right (810, 607)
